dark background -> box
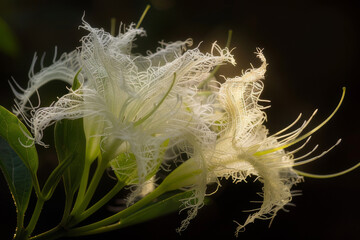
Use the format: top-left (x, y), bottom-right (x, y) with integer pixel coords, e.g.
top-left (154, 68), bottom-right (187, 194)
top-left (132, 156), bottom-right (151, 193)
top-left (0, 0), bottom-right (359, 239)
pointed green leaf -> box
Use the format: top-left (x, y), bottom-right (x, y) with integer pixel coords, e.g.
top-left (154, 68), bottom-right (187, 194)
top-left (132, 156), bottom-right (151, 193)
top-left (54, 119), bottom-right (86, 196)
top-left (0, 106), bottom-right (39, 198)
top-left (0, 137), bottom-right (32, 216)
top-left (0, 106), bottom-right (38, 174)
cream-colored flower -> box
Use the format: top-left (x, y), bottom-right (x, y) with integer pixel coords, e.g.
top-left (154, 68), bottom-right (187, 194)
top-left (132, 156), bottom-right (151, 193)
top-left (11, 18), bottom-right (354, 236)
top-left (11, 20), bottom-right (235, 198)
top-left (160, 49), bottom-right (346, 235)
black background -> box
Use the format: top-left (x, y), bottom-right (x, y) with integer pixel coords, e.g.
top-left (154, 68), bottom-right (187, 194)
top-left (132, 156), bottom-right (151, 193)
top-left (0, 0), bottom-right (359, 239)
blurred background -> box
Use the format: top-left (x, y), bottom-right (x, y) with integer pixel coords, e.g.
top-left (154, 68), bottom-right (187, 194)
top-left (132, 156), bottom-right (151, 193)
top-left (0, 0), bottom-right (359, 239)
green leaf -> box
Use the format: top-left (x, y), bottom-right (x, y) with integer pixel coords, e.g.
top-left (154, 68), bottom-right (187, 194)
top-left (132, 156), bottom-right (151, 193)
top-left (118, 191), bottom-right (193, 228)
top-left (0, 106), bottom-right (39, 190)
top-left (0, 137), bottom-right (32, 217)
top-left (54, 118), bottom-right (86, 196)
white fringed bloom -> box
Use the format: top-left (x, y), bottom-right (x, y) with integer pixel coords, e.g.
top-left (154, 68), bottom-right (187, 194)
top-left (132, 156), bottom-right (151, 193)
top-left (161, 49), bottom-right (344, 235)
top-left (11, 20), bottom-right (347, 236)
top-left (11, 20), bottom-right (235, 199)
top-left (210, 50), bottom-right (301, 234)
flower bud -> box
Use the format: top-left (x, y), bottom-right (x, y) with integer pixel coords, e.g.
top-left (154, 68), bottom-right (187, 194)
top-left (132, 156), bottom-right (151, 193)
top-left (160, 158), bottom-right (203, 192)
top-left (83, 115), bottom-right (103, 162)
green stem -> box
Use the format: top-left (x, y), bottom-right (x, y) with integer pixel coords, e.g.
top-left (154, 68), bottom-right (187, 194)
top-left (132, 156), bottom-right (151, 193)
top-left (32, 174), bottom-right (42, 200)
top-left (26, 198), bottom-right (45, 237)
top-left (71, 161), bottom-right (90, 214)
top-left (110, 18), bottom-right (116, 36)
top-left (15, 209), bottom-right (25, 235)
top-left (68, 222), bottom-right (121, 237)
top-left (30, 225), bottom-right (65, 240)
top-left (136, 4), bottom-right (151, 29)
top-left (60, 192), bottom-right (74, 225)
top-left (79, 156), bottom-right (107, 212)
top-left (69, 155), bottom-right (107, 221)
top-left (198, 29), bottom-right (233, 89)
top-left (14, 227), bottom-right (28, 240)
top-left (295, 162), bottom-right (360, 179)
top-left (72, 181), bottom-right (125, 225)
top-left (67, 185), bottom-right (166, 236)
top-left (31, 181), bottom-right (125, 239)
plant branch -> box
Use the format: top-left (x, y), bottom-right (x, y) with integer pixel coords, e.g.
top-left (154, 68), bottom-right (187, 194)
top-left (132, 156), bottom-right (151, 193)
top-left (66, 184), bottom-right (166, 236)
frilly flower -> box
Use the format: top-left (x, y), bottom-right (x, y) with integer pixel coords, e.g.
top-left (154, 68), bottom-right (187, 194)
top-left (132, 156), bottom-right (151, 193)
top-left (11, 20), bottom-right (235, 201)
top-left (159, 49), bottom-right (348, 235)
top-left (9, 16), bottom-right (357, 237)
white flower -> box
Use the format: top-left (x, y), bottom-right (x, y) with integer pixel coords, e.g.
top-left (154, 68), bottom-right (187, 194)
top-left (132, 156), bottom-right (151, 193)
top-left (11, 20), bottom-right (235, 198)
top-left (11, 18), bottom-right (352, 236)
top-left (160, 49), bottom-right (346, 235)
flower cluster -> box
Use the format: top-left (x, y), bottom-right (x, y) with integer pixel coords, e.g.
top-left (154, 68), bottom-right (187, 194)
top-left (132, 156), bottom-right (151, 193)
top-left (11, 20), bottom-right (346, 235)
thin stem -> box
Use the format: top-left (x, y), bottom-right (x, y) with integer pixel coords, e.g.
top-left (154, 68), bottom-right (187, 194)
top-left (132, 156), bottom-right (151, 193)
top-left (73, 181), bottom-right (125, 225)
top-left (15, 209), bottom-right (25, 234)
top-left (197, 65), bottom-right (221, 89)
top-left (26, 198), bottom-right (45, 237)
top-left (30, 225), bottom-right (65, 240)
top-left (70, 155), bottom-right (107, 220)
top-left (198, 29), bottom-right (233, 89)
top-left (255, 87), bottom-right (346, 156)
top-left (79, 155), bottom-right (107, 212)
top-left (14, 226), bottom-right (28, 240)
top-left (225, 29), bottom-right (233, 49)
top-left (32, 173), bottom-right (42, 198)
top-left (31, 181), bottom-right (125, 239)
top-left (136, 4), bottom-right (151, 29)
top-left (110, 18), bottom-right (116, 36)
top-left (67, 185), bottom-right (166, 236)
top-left (60, 192), bottom-right (74, 225)
top-left (134, 73), bottom-right (176, 127)
top-left (68, 222), bottom-right (121, 237)
top-left (295, 162), bottom-right (360, 179)
top-left (70, 161), bottom-right (90, 214)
